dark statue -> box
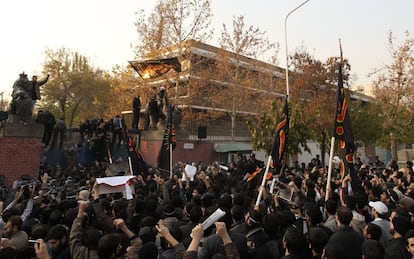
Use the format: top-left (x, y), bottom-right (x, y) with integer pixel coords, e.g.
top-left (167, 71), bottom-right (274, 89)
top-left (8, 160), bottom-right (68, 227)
top-left (9, 73), bottom-right (33, 123)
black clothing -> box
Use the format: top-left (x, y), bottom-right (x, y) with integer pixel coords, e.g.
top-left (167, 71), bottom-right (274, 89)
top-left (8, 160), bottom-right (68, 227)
top-left (386, 237), bottom-right (411, 259)
top-left (201, 231), bottom-right (249, 259)
top-left (255, 239), bottom-right (283, 259)
top-left (327, 226), bottom-right (364, 259)
top-left (31, 75), bottom-right (49, 100)
top-left (132, 96), bottom-right (141, 129)
top-left (51, 119), bottom-right (66, 150)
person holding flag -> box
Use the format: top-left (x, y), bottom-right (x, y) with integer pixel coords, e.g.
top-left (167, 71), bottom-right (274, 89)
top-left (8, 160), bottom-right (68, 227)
top-left (325, 42), bottom-right (360, 200)
top-left (255, 97), bottom-right (290, 207)
top-left (127, 132), bottom-right (148, 177)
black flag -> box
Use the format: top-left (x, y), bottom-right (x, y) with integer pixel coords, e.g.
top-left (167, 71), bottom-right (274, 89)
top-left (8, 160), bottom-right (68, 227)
top-left (157, 104), bottom-right (176, 171)
top-left (334, 64), bottom-right (356, 184)
top-left (271, 97), bottom-right (289, 167)
top-left (127, 133), bottom-right (148, 177)
top-left (129, 57), bottom-right (181, 79)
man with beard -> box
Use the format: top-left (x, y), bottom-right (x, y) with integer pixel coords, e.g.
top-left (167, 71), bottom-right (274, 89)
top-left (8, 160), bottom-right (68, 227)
top-left (47, 224), bottom-right (71, 259)
top-left (386, 209), bottom-right (411, 259)
top-left (1, 215), bottom-right (28, 253)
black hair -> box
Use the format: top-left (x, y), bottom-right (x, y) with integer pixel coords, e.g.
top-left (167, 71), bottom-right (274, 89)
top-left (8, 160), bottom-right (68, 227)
top-left (283, 227), bottom-right (307, 255)
top-left (218, 193), bottom-right (233, 210)
top-left (83, 227), bottom-right (102, 250)
top-left (189, 206), bottom-right (203, 223)
top-left (47, 224), bottom-right (68, 240)
top-left (366, 223), bottom-right (382, 241)
top-left (305, 205), bottom-right (323, 226)
top-left (231, 205), bottom-right (245, 222)
top-left (308, 227), bottom-right (329, 254)
top-left (405, 229), bottom-right (414, 245)
top-left (8, 215), bottom-right (23, 231)
top-left (343, 195), bottom-right (357, 210)
top-left (262, 213), bottom-right (280, 239)
top-left (336, 206), bottom-right (353, 226)
top-left (361, 240), bottom-right (385, 259)
top-left (325, 199), bottom-right (337, 215)
top-left (98, 233), bottom-right (121, 259)
top-left (138, 242), bottom-right (158, 259)
top-left (324, 244), bottom-right (346, 259)
top-left (2, 207), bottom-right (20, 223)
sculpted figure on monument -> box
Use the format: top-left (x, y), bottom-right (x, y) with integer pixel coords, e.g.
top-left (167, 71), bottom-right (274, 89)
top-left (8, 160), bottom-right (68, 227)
top-left (9, 73), bottom-right (33, 123)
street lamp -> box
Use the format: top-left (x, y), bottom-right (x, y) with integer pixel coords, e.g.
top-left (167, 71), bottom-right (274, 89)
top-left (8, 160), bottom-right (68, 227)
top-left (284, 0), bottom-right (311, 97)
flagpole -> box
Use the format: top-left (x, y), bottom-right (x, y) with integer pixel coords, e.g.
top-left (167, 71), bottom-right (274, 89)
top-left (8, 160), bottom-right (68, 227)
top-left (284, 0), bottom-right (311, 97)
top-left (107, 148), bottom-right (113, 164)
top-left (255, 156), bottom-right (272, 207)
top-left (326, 39), bottom-right (346, 201)
top-left (325, 137), bottom-right (335, 201)
top-left (128, 156), bottom-right (133, 176)
top-left (169, 143), bottom-right (173, 178)
top-left (269, 177), bottom-right (277, 194)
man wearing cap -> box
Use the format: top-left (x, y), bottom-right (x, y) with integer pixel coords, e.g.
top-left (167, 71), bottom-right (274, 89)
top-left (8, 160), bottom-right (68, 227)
top-left (369, 200), bottom-right (392, 248)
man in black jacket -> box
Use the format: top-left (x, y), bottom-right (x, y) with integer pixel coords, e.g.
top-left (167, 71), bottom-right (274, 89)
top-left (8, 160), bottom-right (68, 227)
top-left (327, 206), bottom-right (364, 259)
top-left (132, 95), bottom-right (141, 129)
top-left (31, 74), bottom-right (49, 112)
top-left (386, 211), bottom-right (411, 259)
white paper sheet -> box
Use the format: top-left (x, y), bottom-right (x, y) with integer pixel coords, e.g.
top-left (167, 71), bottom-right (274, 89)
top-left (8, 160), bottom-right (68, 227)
top-left (183, 164), bottom-right (197, 181)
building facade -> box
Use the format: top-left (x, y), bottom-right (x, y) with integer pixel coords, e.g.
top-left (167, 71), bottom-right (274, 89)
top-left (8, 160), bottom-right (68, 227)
top-left (129, 39), bottom-right (285, 165)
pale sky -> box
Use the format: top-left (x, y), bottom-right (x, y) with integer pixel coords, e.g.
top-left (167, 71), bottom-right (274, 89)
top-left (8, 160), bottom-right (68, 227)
top-left (0, 0), bottom-right (413, 101)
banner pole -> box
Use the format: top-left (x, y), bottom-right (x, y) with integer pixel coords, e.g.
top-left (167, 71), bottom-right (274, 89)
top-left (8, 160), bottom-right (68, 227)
top-left (255, 155), bottom-right (272, 207)
top-left (107, 148), bottom-right (113, 164)
top-left (169, 143), bottom-right (173, 179)
top-left (325, 137), bottom-right (336, 201)
top-left (128, 157), bottom-right (133, 175)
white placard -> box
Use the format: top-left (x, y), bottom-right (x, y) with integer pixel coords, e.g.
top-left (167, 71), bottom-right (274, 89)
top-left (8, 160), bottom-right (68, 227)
top-left (183, 164), bottom-right (197, 181)
top-left (96, 176), bottom-right (136, 195)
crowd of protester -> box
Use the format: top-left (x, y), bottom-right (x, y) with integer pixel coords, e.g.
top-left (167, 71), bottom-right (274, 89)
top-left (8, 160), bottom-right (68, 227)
top-left (2, 138), bottom-right (414, 259)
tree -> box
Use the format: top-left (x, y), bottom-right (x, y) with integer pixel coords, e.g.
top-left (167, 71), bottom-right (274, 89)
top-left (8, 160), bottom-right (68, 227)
top-left (240, 43), bottom-right (385, 166)
top-left (39, 48), bottom-right (111, 127)
top-left (348, 99), bottom-right (382, 148)
top-left (287, 49), bottom-right (351, 165)
top-left (107, 65), bottom-right (145, 115)
top-left (211, 15), bottom-right (279, 140)
top-left (133, 0), bottom-right (213, 58)
top-left (371, 31), bottom-right (414, 160)
top-left (130, 0), bottom-right (214, 123)
top-left (247, 100), bottom-right (311, 159)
